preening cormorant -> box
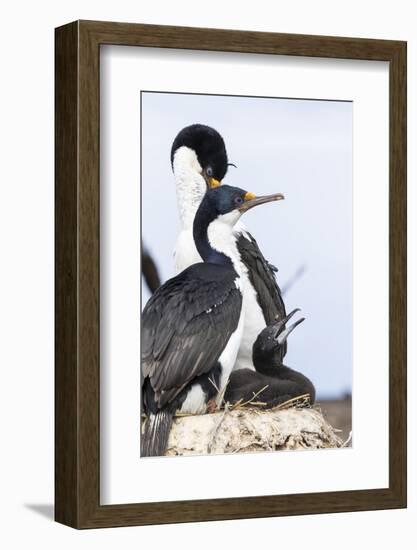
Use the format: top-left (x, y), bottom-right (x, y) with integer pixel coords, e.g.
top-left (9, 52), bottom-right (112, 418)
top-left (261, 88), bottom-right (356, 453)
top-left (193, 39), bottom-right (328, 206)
top-left (225, 309), bottom-right (316, 408)
top-left (141, 185), bottom-right (284, 456)
top-left (171, 124), bottom-right (287, 372)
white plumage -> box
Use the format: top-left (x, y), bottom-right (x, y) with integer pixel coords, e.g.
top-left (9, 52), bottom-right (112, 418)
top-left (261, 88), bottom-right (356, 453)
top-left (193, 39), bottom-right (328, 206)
top-left (172, 144), bottom-right (268, 372)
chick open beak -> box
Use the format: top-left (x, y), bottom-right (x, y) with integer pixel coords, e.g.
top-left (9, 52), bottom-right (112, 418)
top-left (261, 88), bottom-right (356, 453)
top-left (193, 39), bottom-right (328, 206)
top-left (239, 192), bottom-right (285, 212)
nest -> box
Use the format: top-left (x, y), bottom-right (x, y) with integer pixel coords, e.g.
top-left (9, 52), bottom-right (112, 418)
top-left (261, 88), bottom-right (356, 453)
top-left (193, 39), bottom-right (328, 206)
top-left (162, 395), bottom-right (344, 456)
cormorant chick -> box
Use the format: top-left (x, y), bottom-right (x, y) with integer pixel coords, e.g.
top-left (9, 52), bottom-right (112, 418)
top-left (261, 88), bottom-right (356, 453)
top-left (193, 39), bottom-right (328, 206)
top-left (225, 310), bottom-right (315, 408)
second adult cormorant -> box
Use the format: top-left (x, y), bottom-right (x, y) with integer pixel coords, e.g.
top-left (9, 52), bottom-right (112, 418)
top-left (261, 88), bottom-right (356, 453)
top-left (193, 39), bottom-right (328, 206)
top-left (171, 124), bottom-right (287, 372)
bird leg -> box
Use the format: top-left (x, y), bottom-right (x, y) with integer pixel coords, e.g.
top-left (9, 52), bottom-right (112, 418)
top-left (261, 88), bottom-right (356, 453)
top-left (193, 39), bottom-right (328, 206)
top-left (206, 398), bottom-right (218, 414)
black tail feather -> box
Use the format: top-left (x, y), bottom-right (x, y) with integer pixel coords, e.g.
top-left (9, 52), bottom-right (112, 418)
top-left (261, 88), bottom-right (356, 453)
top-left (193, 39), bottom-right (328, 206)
top-left (141, 410), bottom-right (174, 457)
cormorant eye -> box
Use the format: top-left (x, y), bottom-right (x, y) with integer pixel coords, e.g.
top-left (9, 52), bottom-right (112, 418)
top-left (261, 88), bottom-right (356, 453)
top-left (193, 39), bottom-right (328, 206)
top-left (206, 166), bottom-right (213, 177)
top-left (234, 196), bottom-right (244, 205)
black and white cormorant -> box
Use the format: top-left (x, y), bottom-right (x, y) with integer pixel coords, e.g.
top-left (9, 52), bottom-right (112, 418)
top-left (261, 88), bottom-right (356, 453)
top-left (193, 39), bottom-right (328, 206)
top-left (141, 185), bottom-right (284, 456)
top-left (225, 310), bottom-right (316, 408)
top-left (171, 124), bottom-right (287, 372)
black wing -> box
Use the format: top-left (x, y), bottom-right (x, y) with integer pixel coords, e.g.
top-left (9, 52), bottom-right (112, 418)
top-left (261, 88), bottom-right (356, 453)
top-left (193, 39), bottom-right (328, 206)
top-left (142, 264), bottom-right (242, 409)
top-left (236, 231), bottom-right (286, 325)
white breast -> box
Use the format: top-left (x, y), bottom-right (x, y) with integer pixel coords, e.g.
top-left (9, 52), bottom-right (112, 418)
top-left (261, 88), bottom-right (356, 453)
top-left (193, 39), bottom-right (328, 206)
top-left (179, 384), bottom-right (208, 415)
top-left (216, 311), bottom-right (245, 403)
top-left (233, 273), bottom-right (265, 371)
top-left (174, 222), bottom-right (266, 372)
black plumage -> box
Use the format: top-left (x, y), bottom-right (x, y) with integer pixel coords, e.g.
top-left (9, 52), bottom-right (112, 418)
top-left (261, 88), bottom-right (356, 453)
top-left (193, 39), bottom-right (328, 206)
top-left (141, 185), bottom-right (283, 456)
top-left (141, 247), bottom-right (161, 294)
top-left (142, 263), bottom-right (242, 411)
top-left (225, 310), bottom-right (316, 408)
top-left (171, 124), bottom-right (290, 369)
top-left (171, 123), bottom-right (228, 184)
top-left (236, 232), bottom-right (288, 355)
top-left (236, 232), bottom-right (286, 326)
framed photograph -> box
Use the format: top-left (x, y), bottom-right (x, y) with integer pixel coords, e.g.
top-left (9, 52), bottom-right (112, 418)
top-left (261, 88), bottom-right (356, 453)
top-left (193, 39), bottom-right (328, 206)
top-left (55, 20), bottom-right (406, 528)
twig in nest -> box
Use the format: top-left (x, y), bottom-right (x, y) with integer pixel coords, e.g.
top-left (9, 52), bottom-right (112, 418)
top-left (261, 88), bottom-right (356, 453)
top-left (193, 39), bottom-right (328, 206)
top-left (208, 376), bottom-right (220, 394)
top-left (207, 403), bottom-right (230, 453)
top-left (208, 376), bottom-right (229, 411)
top-left (230, 385), bottom-right (270, 410)
top-left (271, 393), bottom-right (311, 411)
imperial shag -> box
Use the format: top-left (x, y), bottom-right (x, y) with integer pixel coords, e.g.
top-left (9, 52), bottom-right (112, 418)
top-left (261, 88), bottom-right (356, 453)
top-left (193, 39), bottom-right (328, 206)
top-left (225, 310), bottom-right (316, 408)
top-left (171, 124), bottom-right (287, 372)
top-left (141, 185), bottom-right (284, 456)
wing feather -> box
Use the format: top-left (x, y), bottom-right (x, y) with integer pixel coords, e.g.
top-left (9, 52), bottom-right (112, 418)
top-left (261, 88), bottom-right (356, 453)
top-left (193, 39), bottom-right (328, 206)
top-left (236, 231), bottom-right (286, 324)
top-left (236, 231), bottom-right (289, 356)
top-left (141, 264), bottom-right (242, 408)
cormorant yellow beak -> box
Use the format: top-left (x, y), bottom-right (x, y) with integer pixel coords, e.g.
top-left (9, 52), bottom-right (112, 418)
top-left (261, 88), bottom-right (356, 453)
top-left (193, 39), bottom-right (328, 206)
top-left (209, 178), bottom-right (221, 188)
top-left (244, 191), bottom-right (256, 200)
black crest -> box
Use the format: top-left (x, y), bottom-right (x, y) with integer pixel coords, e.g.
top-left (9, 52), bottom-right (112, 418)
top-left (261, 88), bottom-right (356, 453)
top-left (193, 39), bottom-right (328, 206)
top-left (171, 124), bottom-right (228, 181)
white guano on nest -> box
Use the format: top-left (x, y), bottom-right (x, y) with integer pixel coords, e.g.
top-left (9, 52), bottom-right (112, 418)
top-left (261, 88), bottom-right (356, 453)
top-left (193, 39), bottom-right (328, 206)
top-left (141, 394), bottom-right (346, 456)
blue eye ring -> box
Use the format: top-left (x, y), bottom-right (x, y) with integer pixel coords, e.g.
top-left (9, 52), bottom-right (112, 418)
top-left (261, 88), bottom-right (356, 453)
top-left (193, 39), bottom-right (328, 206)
top-left (206, 166), bottom-right (213, 177)
top-left (234, 196), bottom-right (244, 205)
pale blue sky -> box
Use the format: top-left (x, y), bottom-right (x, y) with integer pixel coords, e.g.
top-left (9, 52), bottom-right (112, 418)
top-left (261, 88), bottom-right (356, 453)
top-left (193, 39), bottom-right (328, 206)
top-left (141, 92), bottom-right (353, 398)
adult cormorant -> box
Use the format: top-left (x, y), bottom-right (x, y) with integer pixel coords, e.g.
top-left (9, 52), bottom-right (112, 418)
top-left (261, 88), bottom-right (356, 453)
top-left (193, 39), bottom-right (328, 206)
top-left (141, 185), bottom-right (284, 456)
top-left (171, 124), bottom-right (287, 372)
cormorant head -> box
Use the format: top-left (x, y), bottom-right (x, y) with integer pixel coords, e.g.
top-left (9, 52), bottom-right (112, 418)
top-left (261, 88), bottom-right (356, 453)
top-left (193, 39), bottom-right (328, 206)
top-left (171, 124), bottom-right (230, 189)
top-left (200, 185), bottom-right (285, 227)
top-left (253, 309), bottom-right (305, 368)
top-left (193, 185), bottom-right (284, 264)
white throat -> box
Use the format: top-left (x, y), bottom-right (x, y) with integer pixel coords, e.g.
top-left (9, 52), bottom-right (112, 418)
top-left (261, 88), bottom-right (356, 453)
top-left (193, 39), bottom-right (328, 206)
top-left (172, 146), bottom-right (206, 229)
top-left (207, 212), bottom-right (243, 278)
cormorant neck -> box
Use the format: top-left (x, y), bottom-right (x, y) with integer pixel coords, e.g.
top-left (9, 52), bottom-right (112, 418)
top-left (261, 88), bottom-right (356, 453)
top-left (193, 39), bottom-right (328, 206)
top-left (252, 351), bottom-right (283, 375)
top-left (193, 210), bottom-right (235, 268)
top-left (257, 363), bottom-right (280, 376)
top-left (173, 147), bottom-right (206, 229)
